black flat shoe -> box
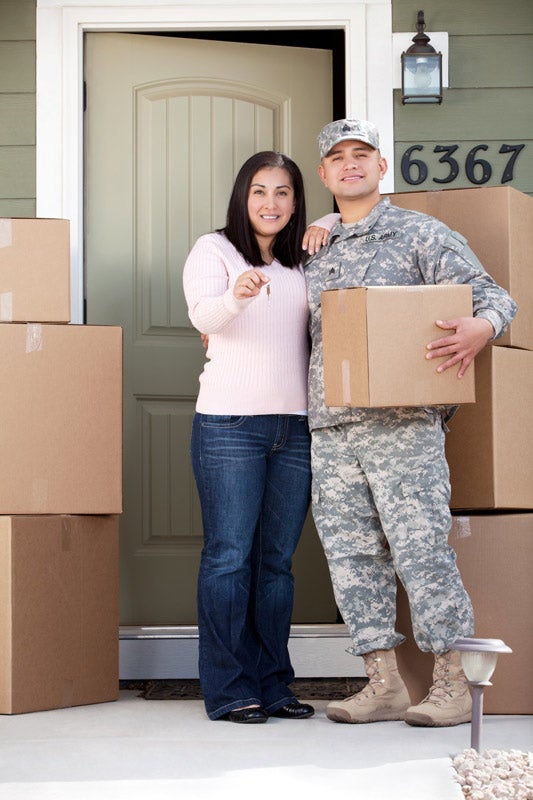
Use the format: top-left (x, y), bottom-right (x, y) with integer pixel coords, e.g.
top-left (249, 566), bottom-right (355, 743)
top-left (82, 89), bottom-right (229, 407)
top-left (271, 701), bottom-right (315, 719)
top-left (226, 707), bottom-right (268, 724)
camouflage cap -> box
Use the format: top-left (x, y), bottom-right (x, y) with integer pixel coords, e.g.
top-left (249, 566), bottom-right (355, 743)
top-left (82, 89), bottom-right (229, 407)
top-left (317, 119), bottom-right (380, 158)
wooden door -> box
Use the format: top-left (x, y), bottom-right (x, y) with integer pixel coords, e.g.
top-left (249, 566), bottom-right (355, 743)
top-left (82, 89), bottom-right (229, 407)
top-left (84, 32), bottom-right (336, 624)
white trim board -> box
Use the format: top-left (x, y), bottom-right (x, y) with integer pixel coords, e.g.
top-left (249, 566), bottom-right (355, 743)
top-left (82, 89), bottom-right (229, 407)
top-left (36, 0), bottom-right (394, 324)
top-left (119, 624), bottom-right (365, 680)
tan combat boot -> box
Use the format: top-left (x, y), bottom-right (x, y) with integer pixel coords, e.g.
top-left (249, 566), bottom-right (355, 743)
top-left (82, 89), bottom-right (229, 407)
top-left (404, 649), bottom-right (472, 727)
top-left (326, 649), bottom-right (411, 723)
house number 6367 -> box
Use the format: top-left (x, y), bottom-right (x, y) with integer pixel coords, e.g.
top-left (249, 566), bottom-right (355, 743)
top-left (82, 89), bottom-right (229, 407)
top-left (401, 144), bottom-right (526, 186)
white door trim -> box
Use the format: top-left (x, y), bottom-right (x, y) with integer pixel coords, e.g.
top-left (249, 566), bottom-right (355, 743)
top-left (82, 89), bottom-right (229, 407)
top-left (36, 0), bottom-right (394, 324)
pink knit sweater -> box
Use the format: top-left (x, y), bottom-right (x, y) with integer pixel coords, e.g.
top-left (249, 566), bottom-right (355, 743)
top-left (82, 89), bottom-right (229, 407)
top-left (183, 232), bottom-right (310, 415)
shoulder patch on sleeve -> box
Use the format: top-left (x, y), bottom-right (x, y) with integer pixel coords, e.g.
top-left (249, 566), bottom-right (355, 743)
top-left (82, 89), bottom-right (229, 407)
top-left (444, 230), bottom-right (468, 252)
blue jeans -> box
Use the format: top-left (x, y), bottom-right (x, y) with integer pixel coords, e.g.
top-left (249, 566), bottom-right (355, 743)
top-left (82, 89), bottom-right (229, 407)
top-left (191, 413), bottom-right (311, 720)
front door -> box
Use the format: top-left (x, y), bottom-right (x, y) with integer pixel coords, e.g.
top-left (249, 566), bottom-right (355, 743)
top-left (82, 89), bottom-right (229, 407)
top-left (84, 32), bottom-right (337, 626)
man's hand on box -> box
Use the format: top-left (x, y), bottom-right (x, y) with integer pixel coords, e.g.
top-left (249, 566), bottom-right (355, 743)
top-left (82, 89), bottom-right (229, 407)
top-left (426, 316), bottom-right (494, 379)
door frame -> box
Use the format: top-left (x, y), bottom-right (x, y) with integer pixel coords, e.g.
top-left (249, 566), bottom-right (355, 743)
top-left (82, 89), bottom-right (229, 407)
top-left (36, 0), bottom-right (394, 325)
top-left (35, 0), bottom-right (393, 678)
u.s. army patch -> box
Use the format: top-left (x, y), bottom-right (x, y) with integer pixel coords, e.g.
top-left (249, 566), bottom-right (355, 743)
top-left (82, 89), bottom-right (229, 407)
top-left (358, 230), bottom-right (398, 244)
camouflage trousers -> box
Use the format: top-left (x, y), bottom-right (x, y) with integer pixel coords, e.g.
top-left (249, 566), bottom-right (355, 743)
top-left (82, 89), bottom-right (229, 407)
top-left (311, 407), bottom-right (474, 656)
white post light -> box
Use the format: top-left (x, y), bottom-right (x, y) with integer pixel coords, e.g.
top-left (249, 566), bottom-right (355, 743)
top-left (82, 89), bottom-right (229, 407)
top-left (453, 637), bottom-right (513, 752)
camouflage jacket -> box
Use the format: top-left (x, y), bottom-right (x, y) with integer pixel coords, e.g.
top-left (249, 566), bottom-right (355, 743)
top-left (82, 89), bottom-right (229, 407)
top-left (305, 197), bottom-right (518, 431)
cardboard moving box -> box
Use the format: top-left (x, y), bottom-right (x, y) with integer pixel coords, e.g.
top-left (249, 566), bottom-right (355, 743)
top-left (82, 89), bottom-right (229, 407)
top-left (389, 187), bottom-right (532, 350)
top-left (0, 323), bottom-right (122, 514)
top-left (0, 218), bottom-right (70, 323)
top-left (396, 513), bottom-right (533, 714)
top-left (321, 284), bottom-right (475, 408)
top-left (446, 346), bottom-right (533, 510)
top-left (0, 515), bottom-right (119, 714)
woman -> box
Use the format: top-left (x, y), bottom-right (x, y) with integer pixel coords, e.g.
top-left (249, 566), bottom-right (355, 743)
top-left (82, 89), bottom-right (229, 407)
top-left (183, 151), bottom-right (332, 723)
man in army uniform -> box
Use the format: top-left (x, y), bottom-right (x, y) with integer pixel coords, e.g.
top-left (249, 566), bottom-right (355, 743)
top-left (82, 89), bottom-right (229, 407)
top-left (305, 119), bottom-right (517, 727)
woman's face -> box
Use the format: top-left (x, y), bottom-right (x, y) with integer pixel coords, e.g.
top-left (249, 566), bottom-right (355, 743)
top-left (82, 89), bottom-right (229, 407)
top-left (247, 167), bottom-right (296, 246)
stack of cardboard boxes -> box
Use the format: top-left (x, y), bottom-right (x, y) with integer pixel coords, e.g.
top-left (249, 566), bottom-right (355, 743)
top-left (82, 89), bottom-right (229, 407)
top-left (389, 187), bottom-right (533, 714)
top-left (0, 219), bottom-right (123, 714)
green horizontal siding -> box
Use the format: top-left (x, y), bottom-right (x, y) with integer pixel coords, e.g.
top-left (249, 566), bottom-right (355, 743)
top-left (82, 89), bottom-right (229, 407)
top-left (393, 0), bottom-right (533, 197)
top-left (0, 146), bottom-right (35, 198)
top-left (0, 95), bottom-right (35, 145)
top-left (0, 41), bottom-right (35, 92)
top-left (0, 0), bottom-right (36, 41)
top-left (393, 0), bottom-right (533, 35)
top-left (394, 88), bottom-right (533, 141)
top-left (451, 35), bottom-right (533, 89)
top-left (0, 1), bottom-right (35, 216)
top-left (0, 198), bottom-right (35, 216)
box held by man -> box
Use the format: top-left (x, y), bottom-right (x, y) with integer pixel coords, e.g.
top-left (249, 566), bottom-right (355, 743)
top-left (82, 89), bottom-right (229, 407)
top-left (322, 284), bottom-right (475, 408)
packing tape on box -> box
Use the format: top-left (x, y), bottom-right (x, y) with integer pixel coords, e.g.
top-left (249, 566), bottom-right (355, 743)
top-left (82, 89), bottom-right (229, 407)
top-left (341, 359), bottom-right (352, 405)
top-left (451, 516), bottom-right (472, 539)
top-left (26, 322), bottom-right (43, 353)
top-left (0, 219), bottom-right (12, 248)
top-left (0, 291), bottom-right (13, 321)
top-left (335, 287), bottom-right (348, 312)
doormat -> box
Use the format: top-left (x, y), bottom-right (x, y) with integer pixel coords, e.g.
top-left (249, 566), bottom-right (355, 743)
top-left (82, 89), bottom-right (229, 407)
top-left (122, 677), bottom-right (367, 701)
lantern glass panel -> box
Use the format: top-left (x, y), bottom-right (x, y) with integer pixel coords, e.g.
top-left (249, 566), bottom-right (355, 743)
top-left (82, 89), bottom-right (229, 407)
top-left (402, 53), bottom-right (442, 103)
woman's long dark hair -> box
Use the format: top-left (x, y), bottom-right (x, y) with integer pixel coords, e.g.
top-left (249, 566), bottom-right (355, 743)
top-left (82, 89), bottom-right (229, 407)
top-left (221, 151), bottom-right (307, 268)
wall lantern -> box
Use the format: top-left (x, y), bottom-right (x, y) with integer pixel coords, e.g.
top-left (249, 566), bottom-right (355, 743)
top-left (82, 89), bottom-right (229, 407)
top-left (453, 637), bottom-right (513, 752)
top-left (401, 10), bottom-right (443, 104)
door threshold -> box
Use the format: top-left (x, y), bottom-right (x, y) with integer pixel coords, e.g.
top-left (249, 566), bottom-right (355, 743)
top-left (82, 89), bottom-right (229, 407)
top-left (119, 624), bottom-right (364, 679)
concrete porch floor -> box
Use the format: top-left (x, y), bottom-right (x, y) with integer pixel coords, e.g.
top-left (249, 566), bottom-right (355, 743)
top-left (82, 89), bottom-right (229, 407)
top-left (0, 691), bottom-right (531, 799)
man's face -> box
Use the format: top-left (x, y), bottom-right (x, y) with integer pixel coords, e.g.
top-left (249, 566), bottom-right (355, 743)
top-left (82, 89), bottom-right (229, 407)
top-left (318, 140), bottom-right (387, 201)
